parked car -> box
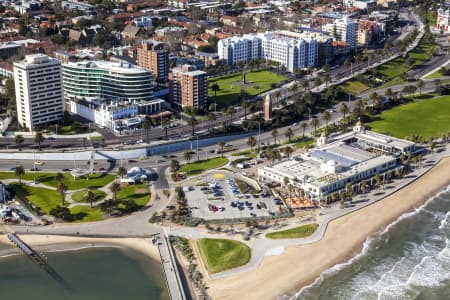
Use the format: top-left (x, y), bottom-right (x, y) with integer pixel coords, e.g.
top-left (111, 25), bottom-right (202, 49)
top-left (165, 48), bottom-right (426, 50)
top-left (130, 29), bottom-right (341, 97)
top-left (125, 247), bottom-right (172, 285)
top-left (128, 159), bottom-right (137, 163)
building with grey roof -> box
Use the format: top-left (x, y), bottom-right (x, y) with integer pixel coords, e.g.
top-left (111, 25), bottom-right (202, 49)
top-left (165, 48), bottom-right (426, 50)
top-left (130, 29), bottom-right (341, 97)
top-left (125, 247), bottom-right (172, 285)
top-left (258, 121), bottom-right (415, 204)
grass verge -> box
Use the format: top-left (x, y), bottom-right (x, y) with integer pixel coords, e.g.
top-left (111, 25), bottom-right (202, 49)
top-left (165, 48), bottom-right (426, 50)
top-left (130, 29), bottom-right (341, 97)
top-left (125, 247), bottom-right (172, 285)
top-left (266, 223), bottom-right (319, 239)
top-left (179, 157), bottom-right (228, 176)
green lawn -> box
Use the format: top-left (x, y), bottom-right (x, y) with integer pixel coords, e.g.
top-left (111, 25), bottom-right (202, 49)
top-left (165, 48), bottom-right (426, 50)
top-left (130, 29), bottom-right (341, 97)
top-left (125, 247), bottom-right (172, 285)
top-left (198, 238), bottom-right (251, 273)
top-left (266, 223), bottom-right (319, 239)
top-left (70, 206), bottom-right (104, 222)
top-left (367, 95), bottom-right (450, 139)
top-left (178, 157), bottom-right (228, 176)
top-left (425, 69), bottom-right (445, 79)
top-left (294, 137), bottom-right (315, 149)
top-left (208, 70), bottom-right (286, 107)
top-left (0, 172), bottom-right (115, 190)
top-left (10, 183), bottom-right (65, 215)
top-left (71, 189), bottom-right (106, 203)
top-left (117, 183), bottom-right (150, 206)
top-left (341, 80), bottom-right (370, 94)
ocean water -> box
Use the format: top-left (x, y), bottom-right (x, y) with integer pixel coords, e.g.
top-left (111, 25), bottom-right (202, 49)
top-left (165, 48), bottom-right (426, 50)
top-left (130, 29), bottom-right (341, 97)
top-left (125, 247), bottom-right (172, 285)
top-left (0, 245), bottom-right (169, 300)
top-left (295, 188), bottom-right (450, 300)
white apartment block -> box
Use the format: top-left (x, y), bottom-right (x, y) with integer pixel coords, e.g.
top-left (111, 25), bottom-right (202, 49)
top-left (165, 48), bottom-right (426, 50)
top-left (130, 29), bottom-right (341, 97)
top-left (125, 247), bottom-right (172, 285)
top-left (217, 32), bottom-right (318, 72)
top-left (324, 16), bottom-right (358, 49)
top-left (13, 54), bottom-right (64, 131)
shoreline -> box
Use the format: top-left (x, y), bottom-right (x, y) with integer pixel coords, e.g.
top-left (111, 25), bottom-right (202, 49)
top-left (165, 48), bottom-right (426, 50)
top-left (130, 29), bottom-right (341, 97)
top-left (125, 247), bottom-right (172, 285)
top-left (208, 157), bottom-right (450, 300)
top-left (0, 235), bottom-right (161, 263)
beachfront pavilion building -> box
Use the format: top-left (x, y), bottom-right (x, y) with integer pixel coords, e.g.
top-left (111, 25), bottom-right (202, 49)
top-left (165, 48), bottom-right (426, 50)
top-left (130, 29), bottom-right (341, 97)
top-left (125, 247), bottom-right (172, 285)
top-left (217, 31), bottom-right (318, 72)
top-left (258, 122), bottom-right (415, 204)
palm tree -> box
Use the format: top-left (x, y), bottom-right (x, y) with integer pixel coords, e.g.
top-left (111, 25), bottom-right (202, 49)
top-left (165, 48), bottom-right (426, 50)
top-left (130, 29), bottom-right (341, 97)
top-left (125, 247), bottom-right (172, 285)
top-left (416, 79), bottom-right (424, 95)
top-left (110, 182), bottom-right (121, 202)
top-left (285, 128), bottom-right (294, 143)
top-left (434, 78), bottom-right (441, 94)
top-left (344, 58), bottom-right (352, 73)
top-left (55, 172), bottom-right (64, 183)
top-left (34, 131), bottom-right (44, 151)
top-left (226, 106), bottom-right (236, 125)
top-left (183, 151), bottom-right (192, 162)
top-left (247, 136), bottom-right (257, 151)
top-left (15, 166), bottom-right (25, 184)
top-left (339, 103), bottom-right (349, 120)
top-left (162, 118), bottom-right (170, 139)
top-left (283, 146), bottom-right (294, 158)
top-left (170, 160), bottom-right (180, 172)
top-left (142, 118), bottom-right (152, 142)
top-left (429, 140), bottom-right (435, 153)
top-left (242, 100), bottom-right (249, 120)
top-left (274, 90), bottom-right (281, 106)
top-left (302, 80), bottom-right (309, 92)
top-left (339, 192), bottom-right (346, 208)
top-left (360, 181), bottom-right (368, 194)
top-left (271, 129), bottom-right (279, 145)
top-left (301, 123), bottom-right (307, 137)
top-left (85, 190), bottom-right (96, 208)
top-left (211, 83), bottom-right (220, 97)
top-left (117, 166), bottom-right (127, 178)
top-left (188, 115), bottom-right (197, 135)
top-left (310, 118), bottom-right (319, 135)
top-left (218, 141), bottom-right (226, 157)
top-left (322, 111), bottom-right (331, 126)
top-left (15, 134), bottom-right (24, 151)
top-left (57, 181), bottom-right (67, 205)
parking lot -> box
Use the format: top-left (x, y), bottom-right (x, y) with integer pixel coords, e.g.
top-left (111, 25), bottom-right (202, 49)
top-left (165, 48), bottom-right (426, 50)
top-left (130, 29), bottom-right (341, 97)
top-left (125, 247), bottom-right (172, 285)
top-left (185, 171), bottom-right (283, 220)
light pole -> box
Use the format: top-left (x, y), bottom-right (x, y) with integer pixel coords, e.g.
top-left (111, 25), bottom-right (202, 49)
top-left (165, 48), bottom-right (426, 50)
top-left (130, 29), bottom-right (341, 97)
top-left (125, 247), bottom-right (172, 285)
top-left (196, 134), bottom-right (199, 161)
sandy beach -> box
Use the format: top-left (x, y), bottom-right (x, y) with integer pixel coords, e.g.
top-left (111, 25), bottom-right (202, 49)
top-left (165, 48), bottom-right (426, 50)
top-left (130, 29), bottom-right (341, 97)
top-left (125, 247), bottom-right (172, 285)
top-left (208, 157), bottom-right (450, 300)
top-left (0, 235), bottom-right (160, 261)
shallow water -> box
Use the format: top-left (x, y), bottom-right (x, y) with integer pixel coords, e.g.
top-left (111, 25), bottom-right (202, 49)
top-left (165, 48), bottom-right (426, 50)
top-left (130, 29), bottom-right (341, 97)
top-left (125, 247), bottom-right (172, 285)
top-left (0, 245), bottom-right (169, 300)
top-left (295, 189), bottom-right (450, 300)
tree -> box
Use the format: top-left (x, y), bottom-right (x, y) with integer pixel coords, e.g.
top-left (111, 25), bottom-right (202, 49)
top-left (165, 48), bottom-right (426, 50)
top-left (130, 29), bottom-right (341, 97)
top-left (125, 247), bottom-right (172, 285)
top-left (226, 106), bottom-right (236, 125)
top-left (434, 79), bottom-right (441, 94)
top-left (160, 117), bottom-right (170, 139)
top-left (339, 103), bottom-right (349, 120)
top-left (117, 166), bottom-right (127, 178)
top-left (55, 172), bottom-right (64, 183)
top-left (429, 140), bottom-right (435, 153)
top-left (242, 101), bottom-right (249, 120)
top-left (34, 131), bottom-right (44, 151)
top-left (85, 190), bottom-right (96, 208)
top-left (183, 151), bottom-right (192, 162)
top-left (340, 192), bottom-right (346, 208)
top-left (310, 118), bottom-right (319, 135)
top-left (15, 166), bottom-right (25, 184)
top-left (301, 122), bottom-right (308, 137)
top-left (271, 129), bottom-right (279, 145)
top-left (219, 141), bottom-right (226, 157)
top-left (57, 182), bottom-right (67, 205)
top-left (142, 118), bottom-right (152, 142)
top-left (302, 80), bottom-right (309, 92)
top-left (15, 135), bottom-right (24, 151)
top-left (285, 128), bottom-right (294, 143)
top-left (283, 146), bottom-right (294, 158)
top-left (170, 160), bottom-right (180, 172)
top-left (110, 182), bottom-right (121, 202)
top-left (211, 83), bottom-right (219, 97)
top-left (247, 136), bottom-right (257, 151)
top-left (417, 79), bottom-right (424, 95)
top-left (344, 58), bottom-right (351, 69)
top-left (322, 111), bottom-right (331, 126)
top-left (188, 115), bottom-right (197, 135)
